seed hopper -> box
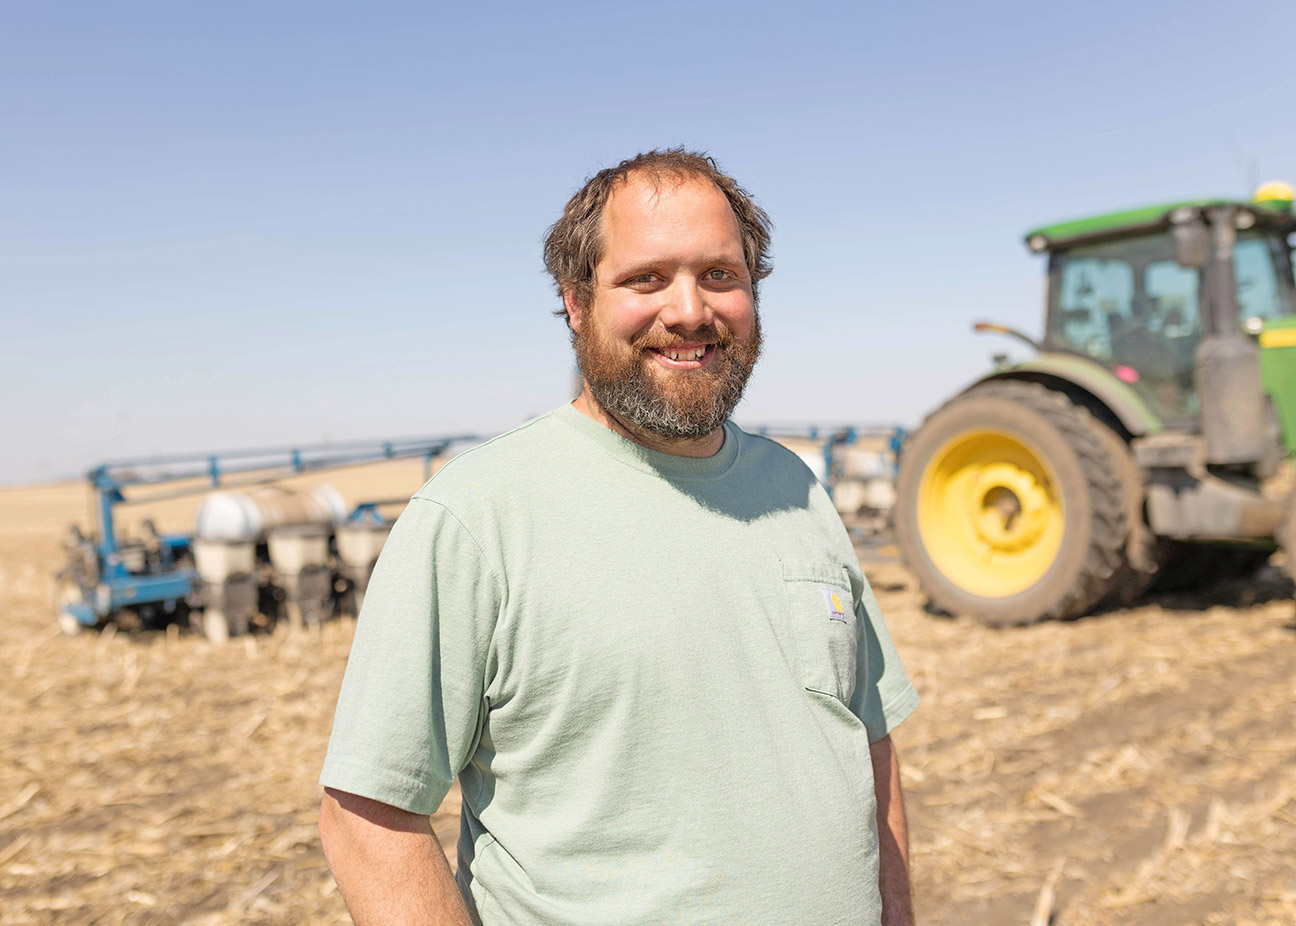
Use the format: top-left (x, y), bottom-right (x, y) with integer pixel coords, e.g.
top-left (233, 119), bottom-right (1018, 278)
top-left (55, 435), bottom-right (476, 641)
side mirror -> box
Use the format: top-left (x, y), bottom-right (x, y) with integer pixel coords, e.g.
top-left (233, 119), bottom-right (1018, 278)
top-left (1172, 222), bottom-right (1209, 268)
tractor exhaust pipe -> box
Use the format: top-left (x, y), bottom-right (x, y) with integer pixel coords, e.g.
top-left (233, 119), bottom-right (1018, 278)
top-left (1194, 207), bottom-right (1270, 467)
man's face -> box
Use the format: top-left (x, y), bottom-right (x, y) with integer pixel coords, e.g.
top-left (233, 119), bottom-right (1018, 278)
top-left (567, 173), bottom-right (762, 443)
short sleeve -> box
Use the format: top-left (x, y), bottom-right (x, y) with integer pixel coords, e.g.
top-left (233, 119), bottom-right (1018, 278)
top-left (319, 497), bottom-right (502, 815)
top-left (848, 576), bottom-right (920, 743)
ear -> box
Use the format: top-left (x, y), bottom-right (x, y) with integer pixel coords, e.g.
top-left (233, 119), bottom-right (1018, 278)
top-left (562, 288), bottom-right (585, 332)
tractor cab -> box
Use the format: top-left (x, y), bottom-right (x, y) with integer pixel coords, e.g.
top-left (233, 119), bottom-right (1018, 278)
top-left (1027, 185), bottom-right (1296, 427)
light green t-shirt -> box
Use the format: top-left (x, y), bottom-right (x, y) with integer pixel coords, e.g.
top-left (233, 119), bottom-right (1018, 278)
top-left (321, 404), bottom-right (919, 925)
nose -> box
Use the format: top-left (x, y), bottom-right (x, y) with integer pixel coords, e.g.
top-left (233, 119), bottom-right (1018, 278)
top-left (657, 276), bottom-right (713, 332)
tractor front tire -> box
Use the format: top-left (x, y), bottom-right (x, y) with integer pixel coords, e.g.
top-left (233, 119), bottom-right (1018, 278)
top-left (894, 380), bottom-right (1129, 625)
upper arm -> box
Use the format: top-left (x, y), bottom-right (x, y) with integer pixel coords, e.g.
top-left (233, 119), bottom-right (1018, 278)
top-left (319, 498), bottom-right (503, 815)
top-left (318, 788), bottom-right (472, 925)
top-left (849, 579), bottom-right (921, 742)
top-left (868, 734), bottom-right (897, 777)
top-left (321, 787), bottom-right (435, 839)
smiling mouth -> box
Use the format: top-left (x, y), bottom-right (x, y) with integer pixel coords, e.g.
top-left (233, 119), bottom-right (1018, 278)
top-left (649, 344), bottom-right (716, 367)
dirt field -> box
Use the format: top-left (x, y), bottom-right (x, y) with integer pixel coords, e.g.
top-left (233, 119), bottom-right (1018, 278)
top-left (3, 467), bottom-right (1295, 925)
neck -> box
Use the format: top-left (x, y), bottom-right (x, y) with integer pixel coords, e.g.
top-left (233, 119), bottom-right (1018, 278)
top-left (571, 388), bottom-right (726, 458)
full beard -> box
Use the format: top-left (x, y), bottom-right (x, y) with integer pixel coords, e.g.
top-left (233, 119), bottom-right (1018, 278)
top-left (574, 314), bottom-right (763, 442)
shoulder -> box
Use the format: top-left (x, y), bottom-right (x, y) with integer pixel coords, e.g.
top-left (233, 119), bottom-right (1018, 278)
top-left (733, 426), bottom-right (825, 482)
top-left (411, 409), bottom-right (579, 510)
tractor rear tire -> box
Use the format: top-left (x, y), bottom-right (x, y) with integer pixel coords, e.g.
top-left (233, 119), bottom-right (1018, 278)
top-left (894, 379), bottom-right (1129, 625)
top-left (1088, 413), bottom-right (1159, 609)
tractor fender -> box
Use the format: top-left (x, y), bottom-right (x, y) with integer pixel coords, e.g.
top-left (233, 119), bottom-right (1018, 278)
top-left (963, 352), bottom-right (1162, 438)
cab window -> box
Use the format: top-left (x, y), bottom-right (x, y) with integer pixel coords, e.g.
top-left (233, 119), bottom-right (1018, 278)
top-left (1234, 233), bottom-right (1285, 322)
top-left (1052, 252), bottom-right (1134, 363)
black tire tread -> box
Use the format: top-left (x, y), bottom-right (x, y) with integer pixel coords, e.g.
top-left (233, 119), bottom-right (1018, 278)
top-left (1076, 400), bottom-right (1159, 609)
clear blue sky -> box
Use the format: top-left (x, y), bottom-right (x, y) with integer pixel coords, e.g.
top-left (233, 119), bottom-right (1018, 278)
top-left (4, 0), bottom-right (1295, 484)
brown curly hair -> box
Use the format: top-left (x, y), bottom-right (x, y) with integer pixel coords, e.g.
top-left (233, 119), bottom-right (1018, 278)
top-left (543, 148), bottom-right (773, 325)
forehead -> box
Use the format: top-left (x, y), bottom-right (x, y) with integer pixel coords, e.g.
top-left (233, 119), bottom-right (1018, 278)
top-left (597, 173), bottom-right (744, 268)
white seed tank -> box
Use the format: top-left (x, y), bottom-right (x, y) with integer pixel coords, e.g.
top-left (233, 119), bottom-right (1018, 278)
top-left (267, 524), bottom-right (332, 574)
top-left (192, 539), bottom-right (257, 583)
top-left (194, 485), bottom-right (348, 542)
top-left (336, 522), bottom-right (393, 569)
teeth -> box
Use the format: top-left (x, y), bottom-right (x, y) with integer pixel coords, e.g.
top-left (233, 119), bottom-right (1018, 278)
top-left (663, 348), bottom-right (706, 361)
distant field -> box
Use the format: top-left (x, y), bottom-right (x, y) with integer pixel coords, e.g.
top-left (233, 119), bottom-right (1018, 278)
top-left (2, 466), bottom-right (1294, 925)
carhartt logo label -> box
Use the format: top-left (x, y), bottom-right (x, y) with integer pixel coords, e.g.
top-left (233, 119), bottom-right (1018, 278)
top-left (821, 588), bottom-right (848, 622)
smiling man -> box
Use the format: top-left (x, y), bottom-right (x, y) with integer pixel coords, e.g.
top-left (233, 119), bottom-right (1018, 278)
top-left (318, 149), bottom-right (920, 925)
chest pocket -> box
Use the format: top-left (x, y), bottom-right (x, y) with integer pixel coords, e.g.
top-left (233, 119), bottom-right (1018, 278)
top-left (779, 561), bottom-right (858, 704)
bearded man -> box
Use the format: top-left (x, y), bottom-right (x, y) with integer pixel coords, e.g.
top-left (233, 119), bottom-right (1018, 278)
top-left (318, 149), bottom-right (920, 926)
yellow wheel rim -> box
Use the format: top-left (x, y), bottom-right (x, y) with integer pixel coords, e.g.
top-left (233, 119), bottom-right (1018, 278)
top-left (917, 429), bottom-right (1065, 598)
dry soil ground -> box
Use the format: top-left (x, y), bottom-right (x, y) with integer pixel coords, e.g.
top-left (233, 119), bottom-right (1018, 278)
top-left (2, 465), bottom-right (1295, 925)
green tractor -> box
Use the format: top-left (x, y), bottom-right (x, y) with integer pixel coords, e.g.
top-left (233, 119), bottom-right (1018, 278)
top-left (894, 182), bottom-right (1296, 625)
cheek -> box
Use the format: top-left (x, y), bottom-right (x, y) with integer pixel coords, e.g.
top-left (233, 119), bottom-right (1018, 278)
top-left (602, 297), bottom-right (661, 341)
top-left (715, 295), bottom-right (756, 337)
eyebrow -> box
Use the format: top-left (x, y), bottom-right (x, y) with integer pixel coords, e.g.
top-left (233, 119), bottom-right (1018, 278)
top-left (611, 255), bottom-right (747, 277)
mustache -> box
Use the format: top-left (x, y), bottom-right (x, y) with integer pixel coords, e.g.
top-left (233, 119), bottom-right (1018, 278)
top-left (632, 323), bottom-right (734, 352)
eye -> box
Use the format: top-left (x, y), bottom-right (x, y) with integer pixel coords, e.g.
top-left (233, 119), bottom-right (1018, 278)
top-left (621, 272), bottom-right (664, 291)
top-left (705, 269), bottom-right (731, 281)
